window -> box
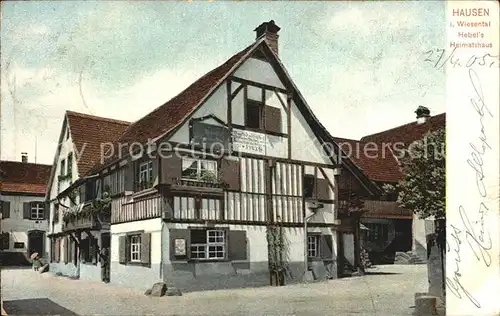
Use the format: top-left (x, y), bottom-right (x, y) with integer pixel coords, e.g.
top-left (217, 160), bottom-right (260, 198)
top-left (181, 158), bottom-right (217, 182)
top-left (130, 235), bottom-right (141, 262)
top-left (14, 242), bottom-right (25, 249)
top-left (304, 175), bottom-right (316, 198)
top-left (67, 153), bottom-right (73, 177)
top-left (137, 161), bottom-right (153, 191)
top-left (190, 229), bottom-right (226, 260)
top-left (60, 159), bottom-right (66, 176)
top-left (31, 202), bottom-right (45, 220)
top-left (245, 100), bottom-right (263, 129)
top-left (307, 235), bottom-right (320, 258)
top-left (244, 93), bottom-right (282, 134)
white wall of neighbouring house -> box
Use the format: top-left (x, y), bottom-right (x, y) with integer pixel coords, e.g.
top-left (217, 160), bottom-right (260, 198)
top-left (412, 214), bottom-right (427, 259)
top-left (343, 233), bottom-right (355, 266)
top-left (1, 194), bottom-right (48, 255)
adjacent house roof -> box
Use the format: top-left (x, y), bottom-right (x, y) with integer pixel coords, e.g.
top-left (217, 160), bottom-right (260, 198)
top-left (361, 113), bottom-right (446, 145)
top-left (332, 137), bottom-right (402, 183)
top-left (0, 161), bottom-right (51, 195)
top-left (332, 113), bottom-right (446, 184)
top-left (66, 111), bottom-right (131, 177)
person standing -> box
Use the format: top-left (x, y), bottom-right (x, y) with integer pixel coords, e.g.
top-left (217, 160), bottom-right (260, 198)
top-left (100, 247), bottom-right (110, 283)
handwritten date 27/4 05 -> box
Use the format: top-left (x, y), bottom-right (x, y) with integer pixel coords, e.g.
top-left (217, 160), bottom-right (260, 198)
top-left (424, 47), bottom-right (499, 69)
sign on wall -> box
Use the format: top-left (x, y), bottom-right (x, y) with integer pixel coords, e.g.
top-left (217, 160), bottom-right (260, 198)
top-left (174, 238), bottom-right (186, 256)
top-left (232, 129), bottom-right (266, 155)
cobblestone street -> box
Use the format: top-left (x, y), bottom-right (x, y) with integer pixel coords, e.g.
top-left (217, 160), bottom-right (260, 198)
top-left (1, 264), bottom-right (426, 316)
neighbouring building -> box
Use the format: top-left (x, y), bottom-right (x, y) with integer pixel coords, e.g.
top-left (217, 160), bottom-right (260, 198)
top-left (47, 20), bottom-right (380, 291)
top-left (0, 155), bottom-right (51, 265)
top-left (45, 111), bottom-right (130, 280)
top-left (333, 107), bottom-right (445, 263)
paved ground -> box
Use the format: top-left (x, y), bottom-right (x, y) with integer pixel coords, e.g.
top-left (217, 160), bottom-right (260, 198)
top-left (1, 265), bottom-right (427, 316)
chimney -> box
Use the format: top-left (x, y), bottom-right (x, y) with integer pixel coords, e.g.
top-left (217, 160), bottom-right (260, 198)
top-left (415, 106), bottom-right (430, 124)
top-left (21, 152), bottom-right (28, 163)
top-left (254, 20), bottom-right (281, 56)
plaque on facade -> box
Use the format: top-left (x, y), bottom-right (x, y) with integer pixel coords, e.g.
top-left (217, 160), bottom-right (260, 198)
top-left (174, 238), bottom-right (186, 256)
top-left (232, 129), bottom-right (266, 155)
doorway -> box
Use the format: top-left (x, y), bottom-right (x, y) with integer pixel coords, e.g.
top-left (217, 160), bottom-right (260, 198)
top-left (28, 230), bottom-right (45, 257)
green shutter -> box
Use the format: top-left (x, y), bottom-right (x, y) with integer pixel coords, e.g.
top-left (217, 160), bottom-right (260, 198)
top-left (140, 233), bottom-right (151, 265)
top-left (228, 230), bottom-right (247, 261)
top-left (118, 235), bottom-right (127, 264)
top-left (23, 202), bottom-right (31, 219)
top-left (169, 229), bottom-right (190, 261)
top-left (1, 201), bottom-right (10, 219)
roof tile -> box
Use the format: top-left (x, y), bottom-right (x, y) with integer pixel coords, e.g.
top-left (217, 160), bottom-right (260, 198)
top-left (0, 161), bottom-right (51, 195)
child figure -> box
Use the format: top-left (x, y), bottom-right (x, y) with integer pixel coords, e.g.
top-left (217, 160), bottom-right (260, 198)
top-left (32, 254), bottom-right (42, 271)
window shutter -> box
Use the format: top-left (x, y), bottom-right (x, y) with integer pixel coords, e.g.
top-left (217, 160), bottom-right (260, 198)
top-left (118, 235), bottom-right (127, 264)
top-left (124, 164), bottom-right (134, 192)
top-left (317, 178), bottom-right (331, 200)
top-left (23, 202), bottom-right (31, 219)
top-left (140, 232), bottom-right (151, 265)
top-left (220, 159), bottom-right (240, 191)
top-left (320, 234), bottom-right (333, 260)
top-left (64, 237), bottom-right (69, 264)
top-left (160, 155), bottom-right (182, 185)
top-left (42, 202), bottom-right (49, 220)
top-left (228, 230), bottom-right (247, 261)
top-left (264, 105), bottom-right (282, 134)
top-left (169, 229), bottom-right (190, 261)
top-left (1, 201), bottom-right (10, 219)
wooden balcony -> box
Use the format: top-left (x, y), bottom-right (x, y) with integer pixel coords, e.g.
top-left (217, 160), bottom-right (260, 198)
top-left (62, 213), bottom-right (111, 232)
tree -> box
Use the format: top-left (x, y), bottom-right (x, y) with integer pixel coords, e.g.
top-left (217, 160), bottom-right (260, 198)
top-left (396, 129), bottom-right (446, 220)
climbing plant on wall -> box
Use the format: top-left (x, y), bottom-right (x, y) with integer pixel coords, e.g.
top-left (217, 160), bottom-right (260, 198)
top-left (266, 220), bottom-right (290, 286)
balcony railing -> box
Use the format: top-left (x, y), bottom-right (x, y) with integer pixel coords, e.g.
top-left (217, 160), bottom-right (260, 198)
top-left (63, 213), bottom-right (110, 232)
top-left (62, 203), bottom-right (111, 232)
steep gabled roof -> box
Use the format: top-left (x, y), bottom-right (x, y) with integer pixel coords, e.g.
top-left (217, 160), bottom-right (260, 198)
top-left (83, 41), bottom-right (259, 175)
top-left (0, 161), bottom-right (51, 195)
top-left (66, 111), bottom-right (130, 176)
top-left (361, 113), bottom-right (446, 145)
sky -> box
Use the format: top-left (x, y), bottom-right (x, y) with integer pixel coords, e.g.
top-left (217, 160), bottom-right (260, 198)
top-left (0, 1), bottom-right (446, 166)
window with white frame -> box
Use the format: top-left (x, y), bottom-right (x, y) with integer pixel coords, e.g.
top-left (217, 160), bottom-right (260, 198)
top-left (190, 229), bottom-right (225, 260)
top-left (307, 235), bottom-right (320, 258)
top-left (31, 202), bottom-right (45, 220)
top-left (181, 158), bottom-right (217, 182)
top-left (130, 235), bottom-right (141, 262)
top-left (137, 161), bottom-right (153, 190)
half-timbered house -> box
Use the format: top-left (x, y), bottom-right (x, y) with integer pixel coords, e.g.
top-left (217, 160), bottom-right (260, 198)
top-left (48, 21), bottom-right (379, 291)
top-left (45, 111), bottom-right (130, 280)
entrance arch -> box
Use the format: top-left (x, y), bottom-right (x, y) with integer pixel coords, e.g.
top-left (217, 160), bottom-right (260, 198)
top-left (27, 230), bottom-right (45, 257)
